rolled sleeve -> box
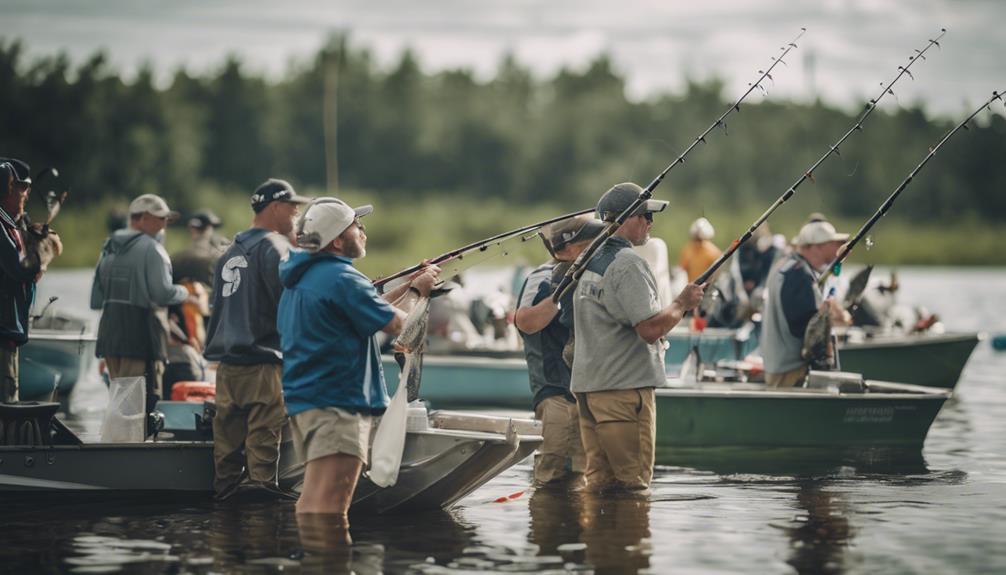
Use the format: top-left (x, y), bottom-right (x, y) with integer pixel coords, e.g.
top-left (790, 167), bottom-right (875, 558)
top-left (341, 272), bottom-right (396, 337)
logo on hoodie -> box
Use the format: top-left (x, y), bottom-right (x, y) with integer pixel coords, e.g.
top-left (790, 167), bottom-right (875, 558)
top-left (221, 255), bottom-right (249, 297)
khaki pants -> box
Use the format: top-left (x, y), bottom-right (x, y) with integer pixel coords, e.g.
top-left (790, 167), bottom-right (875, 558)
top-left (575, 388), bottom-right (656, 492)
top-left (533, 395), bottom-right (586, 484)
top-left (765, 365), bottom-right (809, 388)
top-left (1, 347), bottom-right (18, 403)
top-left (213, 363), bottom-right (286, 493)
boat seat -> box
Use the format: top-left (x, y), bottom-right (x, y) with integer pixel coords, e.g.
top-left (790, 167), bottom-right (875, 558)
top-left (429, 410), bottom-right (541, 436)
top-left (805, 370), bottom-right (865, 393)
top-left (0, 401), bottom-right (60, 446)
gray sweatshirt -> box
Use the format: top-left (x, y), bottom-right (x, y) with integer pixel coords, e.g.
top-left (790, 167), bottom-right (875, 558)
top-left (90, 229), bottom-right (188, 360)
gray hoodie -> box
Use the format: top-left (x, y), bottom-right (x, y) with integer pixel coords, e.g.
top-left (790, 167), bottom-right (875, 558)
top-left (90, 229), bottom-right (188, 361)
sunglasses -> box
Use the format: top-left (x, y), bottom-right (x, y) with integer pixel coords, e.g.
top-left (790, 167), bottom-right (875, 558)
top-left (639, 212), bottom-right (654, 222)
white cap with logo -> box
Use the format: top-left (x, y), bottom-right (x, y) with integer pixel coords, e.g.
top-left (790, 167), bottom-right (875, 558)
top-left (295, 197), bottom-right (374, 253)
top-left (794, 220), bottom-right (849, 247)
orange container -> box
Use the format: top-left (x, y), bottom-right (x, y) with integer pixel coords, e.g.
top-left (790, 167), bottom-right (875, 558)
top-left (171, 381), bottom-right (216, 402)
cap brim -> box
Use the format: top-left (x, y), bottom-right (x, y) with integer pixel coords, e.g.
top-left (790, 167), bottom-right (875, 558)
top-left (283, 194), bottom-right (312, 205)
top-left (165, 211), bottom-right (181, 223)
top-left (641, 199), bottom-right (668, 213)
top-left (832, 233), bottom-right (850, 242)
top-left (354, 205), bottom-right (374, 218)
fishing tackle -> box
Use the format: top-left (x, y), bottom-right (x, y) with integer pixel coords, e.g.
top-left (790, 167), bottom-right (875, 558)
top-left (374, 207), bottom-right (595, 289)
top-left (817, 89), bottom-right (1005, 287)
top-left (694, 29), bottom-right (947, 286)
top-left (552, 28), bottom-right (807, 302)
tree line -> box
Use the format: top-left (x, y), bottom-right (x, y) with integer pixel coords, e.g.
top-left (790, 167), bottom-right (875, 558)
top-left (2, 34), bottom-right (1004, 224)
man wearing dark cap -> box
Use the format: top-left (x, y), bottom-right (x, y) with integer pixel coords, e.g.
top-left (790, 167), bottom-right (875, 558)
top-left (0, 158), bottom-right (60, 402)
top-left (515, 215), bottom-right (605, 487)
top-left (571, 182), bottom-right (704, 492)
top-left (171, 209), bottom-right (231, 288)
top-left (91, 193), bottom-right (190, 422)
top-left (203, 178), bottom-right (310, 498)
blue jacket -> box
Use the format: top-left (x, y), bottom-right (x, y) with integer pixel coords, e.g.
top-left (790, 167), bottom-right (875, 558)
top-left (0, 208), bottom-right (39, 345)
top-left (277, 250), bottom-right (395, 417)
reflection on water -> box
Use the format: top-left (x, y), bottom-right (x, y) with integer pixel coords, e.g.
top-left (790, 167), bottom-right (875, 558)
top-left (785, 480), bottom-right (854, 575)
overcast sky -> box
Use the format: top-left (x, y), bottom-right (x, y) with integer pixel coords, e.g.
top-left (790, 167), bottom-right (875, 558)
top-left (3, 0), bottom-right (1003, 117)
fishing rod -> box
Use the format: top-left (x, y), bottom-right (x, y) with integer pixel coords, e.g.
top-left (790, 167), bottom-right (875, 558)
top-left (817, 89), bottom-right (1005, 288)
top-left (694, 28), bottom-right (947, 286)
top-left (552, 27), bottom-right (807, 302)
top-left (373, 207), bottom-right (595, 288)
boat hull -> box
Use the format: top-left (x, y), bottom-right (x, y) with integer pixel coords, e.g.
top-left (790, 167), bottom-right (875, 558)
top-left (836, 333), bottom-right (980, 389)
top-left (654, 381), bottom-right (948, 458)
top-left (0, 406), bottom-right (542, 513)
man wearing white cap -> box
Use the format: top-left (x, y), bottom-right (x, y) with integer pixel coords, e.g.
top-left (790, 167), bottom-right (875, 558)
top-left (277, 198), bottom-right (437, 520)
top-left (91, 194), bottom-right (190, 424)
top-left (762, 218), bottom-right (851, 387)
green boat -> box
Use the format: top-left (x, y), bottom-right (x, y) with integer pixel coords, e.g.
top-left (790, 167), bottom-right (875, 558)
top-left (655, 377), bottom-right (949, 460)
top-left (666, 325), bottom-right (979, 390)
top-left (383, 354), bottom-right (533, 410)
top-left (836, 332), bottom-right (981, 389)
top-left (664, 325), bottom-right (759, 367)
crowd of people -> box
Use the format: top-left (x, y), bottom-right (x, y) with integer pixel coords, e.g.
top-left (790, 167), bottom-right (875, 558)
top-left (1, 152), bottom-right (859, 524)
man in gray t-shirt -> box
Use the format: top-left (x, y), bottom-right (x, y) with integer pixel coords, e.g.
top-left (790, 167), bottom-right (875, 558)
top-left (571, 182), bottom-right (704, 492)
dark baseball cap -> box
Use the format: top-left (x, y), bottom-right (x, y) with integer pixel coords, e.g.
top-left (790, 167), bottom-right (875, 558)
top-left (251, 178), bottom-right (311, 213)
top-left (596, 182), bottom-right (668, 222)
top-left (0, 158), bottom-right (31, 185)
top-left (549, 217), bottom-right (606, 252)
top-left (187, 209), bottom-right (223, 229)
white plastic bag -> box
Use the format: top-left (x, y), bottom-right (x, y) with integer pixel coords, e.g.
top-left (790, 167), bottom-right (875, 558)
top-left (99, 376), bottom-right (146, 443)
top-left (367, 354), bottom-right (413, 487)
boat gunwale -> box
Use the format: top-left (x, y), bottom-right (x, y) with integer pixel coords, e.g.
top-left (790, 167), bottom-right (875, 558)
top-left (836, 331), bottom-right (982, 350)
top-left (656, 382), bottom-right (951, 401)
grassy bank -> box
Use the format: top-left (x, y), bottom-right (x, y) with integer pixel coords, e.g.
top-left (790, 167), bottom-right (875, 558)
top-left (47, 188), bottom-right (1006, 276)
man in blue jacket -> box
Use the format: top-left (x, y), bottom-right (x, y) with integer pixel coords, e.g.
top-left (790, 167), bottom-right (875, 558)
top-left (278, 197), bottom-right (437, 518)
top-left (0, 158), bottom-right (59, 402)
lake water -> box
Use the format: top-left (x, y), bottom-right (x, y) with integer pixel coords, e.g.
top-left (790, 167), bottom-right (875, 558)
top-left (2, 267), bottom-right (1004, 574)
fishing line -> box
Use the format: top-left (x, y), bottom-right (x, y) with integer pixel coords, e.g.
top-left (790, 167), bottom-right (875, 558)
top-left (694, 28), bottom-right (947, 285)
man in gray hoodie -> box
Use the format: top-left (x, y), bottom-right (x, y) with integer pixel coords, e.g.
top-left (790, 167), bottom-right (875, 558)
top-left (91, 194), bottom-right (190, 420)
top-left (203, 178), bottom-right (310, 498)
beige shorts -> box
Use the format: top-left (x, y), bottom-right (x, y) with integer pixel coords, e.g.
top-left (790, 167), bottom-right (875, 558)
top-left (289, 407), bottom-right (373, 466)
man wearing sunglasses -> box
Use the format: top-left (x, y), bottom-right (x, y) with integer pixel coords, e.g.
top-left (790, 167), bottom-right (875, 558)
top-left (0, 158), bottom-right (57, 403)
top-left (570, 182), bottom-right (705, 493)
top-left (91, 193), bottom-right (190, 427)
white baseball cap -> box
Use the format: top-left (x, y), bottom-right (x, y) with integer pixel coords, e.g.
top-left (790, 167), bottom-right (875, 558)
top-left (128, 194), bottom-right (179, 221)
top-left (794, 220), bottom-right (849, 247)
top-left (295, 197), bottom-right (373, 253)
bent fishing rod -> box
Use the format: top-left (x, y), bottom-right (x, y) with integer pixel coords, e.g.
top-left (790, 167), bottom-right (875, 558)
top-left (817, 89), bottom-right (1005, 288)
top-left (694, 28), bottom-right (947, 286)
top-left (551, 27), bottom-right (807, 302)
top-left (373, 207), bottom-right (595, 289)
